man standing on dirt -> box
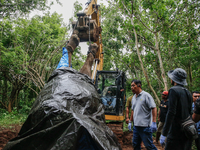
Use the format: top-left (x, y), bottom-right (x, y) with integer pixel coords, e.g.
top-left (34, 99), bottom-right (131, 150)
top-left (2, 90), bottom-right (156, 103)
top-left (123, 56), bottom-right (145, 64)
top-left (129, 79), bottom-right (157, 150)
top-left (156, 91), bottom-right (169, 143)
top-left (192, 91), bottom-right (200, 149)
top-left (160, 68), bottom-right (193, 150)
top-left (126, 95), bottom-right (133, 125)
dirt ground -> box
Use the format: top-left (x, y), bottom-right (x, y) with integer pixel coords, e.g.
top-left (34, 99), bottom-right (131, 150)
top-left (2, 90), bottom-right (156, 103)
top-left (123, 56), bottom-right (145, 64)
top-left (0, 124), bottom-right (163, 150)
top-left (0, 125), bottom-right (21, 150)
top-left (121, 131), bottom-right (163, 150)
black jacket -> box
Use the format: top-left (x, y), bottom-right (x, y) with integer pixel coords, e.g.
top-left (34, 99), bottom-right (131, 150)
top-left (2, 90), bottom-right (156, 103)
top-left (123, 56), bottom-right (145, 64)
top-left (162, 85), bottom-right (193, 139)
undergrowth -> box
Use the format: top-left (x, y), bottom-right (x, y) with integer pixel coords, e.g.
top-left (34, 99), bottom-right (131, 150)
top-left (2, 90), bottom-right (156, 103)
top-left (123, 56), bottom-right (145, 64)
top-left (0, 107), bottom-right (29, 128)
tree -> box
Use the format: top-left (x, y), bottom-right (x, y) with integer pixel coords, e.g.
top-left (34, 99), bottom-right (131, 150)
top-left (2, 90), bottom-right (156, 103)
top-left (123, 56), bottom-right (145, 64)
top-left (0, 12), bottom-right (67, 112)
top-left (0, 0), bottom-right (61, 19)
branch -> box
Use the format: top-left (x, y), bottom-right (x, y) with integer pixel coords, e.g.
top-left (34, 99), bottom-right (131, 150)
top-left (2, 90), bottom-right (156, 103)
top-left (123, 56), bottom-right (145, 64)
top-left (141, 43), bottom-right (156, 50)
top-left (41, 40), bottom-right (68, 77)
top-left (28, 66), bottom-right (45, 86)
top-left (17, 76), bottom-right (39, 96)
top-left (121, 0), bottom-right (132, 18)
top-left (168, 2), bottom-right (188, 28)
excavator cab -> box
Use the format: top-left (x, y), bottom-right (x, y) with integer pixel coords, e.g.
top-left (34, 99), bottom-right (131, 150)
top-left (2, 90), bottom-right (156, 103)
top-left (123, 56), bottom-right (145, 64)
top-left (95, 70), bottom-right (126, 122)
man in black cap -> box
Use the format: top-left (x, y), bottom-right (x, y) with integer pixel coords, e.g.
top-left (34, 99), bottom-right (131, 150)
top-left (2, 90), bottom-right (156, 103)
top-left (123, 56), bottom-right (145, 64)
top-left (160, 68), bottom-right (193, 150)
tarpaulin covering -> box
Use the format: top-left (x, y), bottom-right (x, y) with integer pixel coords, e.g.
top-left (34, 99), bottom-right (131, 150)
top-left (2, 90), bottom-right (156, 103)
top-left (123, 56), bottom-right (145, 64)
top-left (56, 47), bottom-right (69, 69)
top-left (4, 67), bottom-right (121, 150)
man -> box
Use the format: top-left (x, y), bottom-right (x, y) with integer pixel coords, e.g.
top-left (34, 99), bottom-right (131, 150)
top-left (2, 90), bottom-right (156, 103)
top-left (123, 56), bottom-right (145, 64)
top-left (192, 91), bottom-right (200, 109)
top-left (101, 86), bottom-right (124, 109)
top-left (156, 91), bottom-right (169, 143)
top-left (193, 97), bottom-right (200, 122)
top-left (126, 95), bottom-right (133, 124)
top-left (129, 79), bottom-right (157, 150)
top-left (192, 91), bottom-right (200, 149)
top-left (160, 68), bottom-right (193, 150)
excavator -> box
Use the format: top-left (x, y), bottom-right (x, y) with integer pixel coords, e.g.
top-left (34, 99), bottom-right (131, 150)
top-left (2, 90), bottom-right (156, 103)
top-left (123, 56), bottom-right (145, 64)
top-left (72, 0), bottom-right (126, 145)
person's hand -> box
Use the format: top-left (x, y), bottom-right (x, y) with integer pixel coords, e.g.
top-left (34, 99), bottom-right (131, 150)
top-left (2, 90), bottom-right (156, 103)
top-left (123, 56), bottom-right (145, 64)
top-left (157, 118), bottom-right (160, 122)
top-left (160, 135), bottom-right (166, 147)
top-left (150, 122), bottom-right (157, 133)
top-left (128, 122), bottom-right (132, 131)
top-left (126, 118), bottom-right (130, 124)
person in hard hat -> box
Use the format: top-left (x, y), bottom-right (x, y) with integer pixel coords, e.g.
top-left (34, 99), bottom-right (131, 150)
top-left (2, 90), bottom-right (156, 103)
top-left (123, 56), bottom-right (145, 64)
top-left (129, 79), bottom-right (157, 150)
top-left (155, 91), bottom-right (169, 144)
top-left (160, 68), bottom-right (193, 150)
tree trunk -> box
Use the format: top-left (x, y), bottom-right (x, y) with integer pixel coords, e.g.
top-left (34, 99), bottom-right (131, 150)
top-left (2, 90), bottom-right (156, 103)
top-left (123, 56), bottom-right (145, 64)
top-left (154, 32), bottom-right (168, 91)
top-left (3, 77), bottom-right (7, 102)
top-left (8, 101), bottom-right (12, 113)
top-left (7, 83), bottom-right (23, 112)
top-left (131, 19), bottom-right (160, 105)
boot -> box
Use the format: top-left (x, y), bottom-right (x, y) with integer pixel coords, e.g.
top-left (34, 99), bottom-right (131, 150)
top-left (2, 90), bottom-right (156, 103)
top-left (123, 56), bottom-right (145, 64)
top-left (156, 132), bottom-right (161, 143)
top-left (66, 34), bottom-right (80, 53)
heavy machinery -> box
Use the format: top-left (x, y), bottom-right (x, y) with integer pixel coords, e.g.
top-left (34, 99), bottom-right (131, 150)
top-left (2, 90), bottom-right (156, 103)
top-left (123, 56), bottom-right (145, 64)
top-left (72, 0), bottom-right (126, 145)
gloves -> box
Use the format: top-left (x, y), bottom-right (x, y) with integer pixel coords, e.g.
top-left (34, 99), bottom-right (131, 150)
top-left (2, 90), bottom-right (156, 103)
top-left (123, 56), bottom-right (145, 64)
top-left (128, 122), bottom-right (132, 131)
top-left (150, 122), bottom-right (157, 133)
top-left (160, 135), bottom-right (166, 147)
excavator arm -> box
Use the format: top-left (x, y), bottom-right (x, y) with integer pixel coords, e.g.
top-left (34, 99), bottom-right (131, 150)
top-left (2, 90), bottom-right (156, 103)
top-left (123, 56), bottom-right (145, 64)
top-left (72, 0), bottom-right (103, 81)
top-left (72, 1), bottom-right (127, 146)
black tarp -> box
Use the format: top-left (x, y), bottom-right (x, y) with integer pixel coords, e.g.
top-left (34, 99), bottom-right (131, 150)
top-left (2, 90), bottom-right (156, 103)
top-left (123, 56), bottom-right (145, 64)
top-left (4, 67), bottom-right (121, 150)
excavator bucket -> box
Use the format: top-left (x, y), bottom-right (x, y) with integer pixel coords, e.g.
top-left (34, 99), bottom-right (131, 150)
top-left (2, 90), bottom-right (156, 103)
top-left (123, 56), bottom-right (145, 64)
top-left (72, 13), bottom-right (102, 42)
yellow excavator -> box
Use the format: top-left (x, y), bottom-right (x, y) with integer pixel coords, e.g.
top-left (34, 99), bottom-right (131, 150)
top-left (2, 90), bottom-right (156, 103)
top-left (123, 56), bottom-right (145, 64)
top-left (72, 0), bottom-right (126, 144)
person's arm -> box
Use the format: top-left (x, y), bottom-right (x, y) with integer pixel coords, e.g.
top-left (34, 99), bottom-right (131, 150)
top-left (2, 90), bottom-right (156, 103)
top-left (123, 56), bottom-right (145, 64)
top-left (152, 107), bottom-right (157, 122)
top-left (126, 107), bottom-right (130, 124)
top-left (130, 110), bottom-right (134, 122)
top-left (162, 89), bottom-right (177, 136)
top-left (193, 113), bottom-right (200, 123)
top-left (158, 109), bottom-right (161, 122)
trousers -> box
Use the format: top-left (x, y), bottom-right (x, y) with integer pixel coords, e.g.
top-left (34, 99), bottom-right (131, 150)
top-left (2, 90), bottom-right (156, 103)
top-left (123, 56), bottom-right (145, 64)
top-left (132, 126), bottom-right (157, 150)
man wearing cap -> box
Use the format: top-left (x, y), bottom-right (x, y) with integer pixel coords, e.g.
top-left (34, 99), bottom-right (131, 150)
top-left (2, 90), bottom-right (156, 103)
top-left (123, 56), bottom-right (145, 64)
top-left (155, 91), bottom-right (169, 144)
top-left (160, 68), bottom-right (193, 150)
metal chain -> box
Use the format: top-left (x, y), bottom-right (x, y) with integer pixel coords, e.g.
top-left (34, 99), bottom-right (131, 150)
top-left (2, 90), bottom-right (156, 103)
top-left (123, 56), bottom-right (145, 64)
top-left (88, 16), bottom-right (91, 46)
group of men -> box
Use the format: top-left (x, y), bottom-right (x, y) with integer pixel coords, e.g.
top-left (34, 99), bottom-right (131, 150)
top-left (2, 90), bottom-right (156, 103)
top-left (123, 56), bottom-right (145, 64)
top-left (125, 68), bottom-right (200, 150)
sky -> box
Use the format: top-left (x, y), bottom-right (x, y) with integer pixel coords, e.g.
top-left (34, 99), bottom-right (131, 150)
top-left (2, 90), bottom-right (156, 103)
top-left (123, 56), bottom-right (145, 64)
top-left (30, 0), bottom-right (108, 55)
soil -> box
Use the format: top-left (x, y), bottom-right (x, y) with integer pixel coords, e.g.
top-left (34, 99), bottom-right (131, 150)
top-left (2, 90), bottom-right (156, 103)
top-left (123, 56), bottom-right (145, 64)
top-left (0, 124), bottom-right (163, 150)
top-left (0, 125), bottom-right (21, 150)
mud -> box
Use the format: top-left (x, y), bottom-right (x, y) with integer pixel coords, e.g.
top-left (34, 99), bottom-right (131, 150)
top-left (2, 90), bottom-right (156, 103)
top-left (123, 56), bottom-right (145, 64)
top-left (0, 125), bottom-right (21, 150)
top-left (0, 125), bottom-right (164, 150)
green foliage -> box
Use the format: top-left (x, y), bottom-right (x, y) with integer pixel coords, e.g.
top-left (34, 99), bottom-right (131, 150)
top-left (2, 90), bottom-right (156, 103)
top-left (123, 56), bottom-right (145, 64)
top-left (0, 0), bottom-right (61, 19)
top-left (0, 107), bottom-right (28, 126)
top-left (0, 12), bottom-right (69, 112)
top-left (101, 0), bottom-right (200, 102)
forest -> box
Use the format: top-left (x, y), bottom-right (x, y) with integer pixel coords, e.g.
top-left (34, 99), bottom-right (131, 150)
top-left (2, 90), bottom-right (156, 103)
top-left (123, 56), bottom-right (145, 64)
top-left (0, 0), bottom-right (199, 123)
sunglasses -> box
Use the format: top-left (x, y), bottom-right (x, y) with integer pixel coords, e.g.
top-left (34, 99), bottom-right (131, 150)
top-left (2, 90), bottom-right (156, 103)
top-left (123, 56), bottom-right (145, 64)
top-left (162, 94), bottom-right (167, 96)
top-left (194, 96), bottom-right (200, 98)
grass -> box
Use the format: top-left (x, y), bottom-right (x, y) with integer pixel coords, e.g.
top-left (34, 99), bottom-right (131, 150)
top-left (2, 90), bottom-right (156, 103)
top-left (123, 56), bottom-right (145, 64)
top-left (0, 108), bottom-right (28, 128)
